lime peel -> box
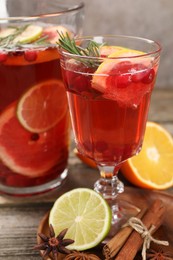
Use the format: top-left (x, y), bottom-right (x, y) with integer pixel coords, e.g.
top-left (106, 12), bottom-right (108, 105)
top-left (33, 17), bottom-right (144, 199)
top-left (49, 188), bottom-right (111, 251)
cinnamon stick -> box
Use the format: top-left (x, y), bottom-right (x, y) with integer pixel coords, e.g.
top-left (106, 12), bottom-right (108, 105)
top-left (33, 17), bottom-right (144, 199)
top-left (103, 207), bottom-right (147, 259)
top-left (115, 199), bottom-right (165, 260)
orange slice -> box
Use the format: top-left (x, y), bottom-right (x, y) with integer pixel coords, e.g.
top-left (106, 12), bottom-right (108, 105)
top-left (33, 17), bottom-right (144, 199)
top-left (3, 47), bottom-right (59, 66)
top-left (92, 48), bottom-right (146, 92)
top-left (42, 25), bottom-right (73, 44)
top-left (99, 45), bottom-right (128, 57)
top-left (121, 122), bottom-right (173, 190)
top-left (0, 103), bottom-right (68, 177)
top-left (74, 148), bottom-right (97, 169)
top-left (17, 79), bottom-right (67, 133)
top-left (92, 47), bottom-right (155, 106)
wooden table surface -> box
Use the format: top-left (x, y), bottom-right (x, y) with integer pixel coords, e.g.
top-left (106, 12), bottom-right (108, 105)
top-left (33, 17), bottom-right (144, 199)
top-left (0, 88), bottom-right (173, 260)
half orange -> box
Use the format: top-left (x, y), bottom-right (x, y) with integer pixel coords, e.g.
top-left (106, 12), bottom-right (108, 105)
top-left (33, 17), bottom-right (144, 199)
top-left (121, 121), bottom-right (173, 190)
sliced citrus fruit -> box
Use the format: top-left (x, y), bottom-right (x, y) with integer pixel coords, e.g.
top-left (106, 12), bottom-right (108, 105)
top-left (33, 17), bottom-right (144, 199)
top-left (49, 188), bottom-right (111, 251)
top-left (0, 27), bottom-right (17, 38)
top-left (3, 47), bottom-right (59, 66)
top-left (13, 25), bottom-right (43, 44)
top-left (99, 45), bottom-right (128, 57)
top-left (74, 148), bottom-right (97, 169)
top-left (121, 121), bottom-right (173, 190)
top-left (42, 25), bottom-right (73, 44)
top-left (17, 79), bottom-right (67, 133)
top-left (0, 103), bottom-right (69, 177)
top-left (92, 47), bottom-right (155, 106)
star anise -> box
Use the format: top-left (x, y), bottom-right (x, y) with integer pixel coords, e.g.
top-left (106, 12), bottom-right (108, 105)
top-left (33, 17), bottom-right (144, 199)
top-left (146, 248), bottom-right (173, 260)
top-left (34, 224), bottom-right (74, 260)
top-left (64, 251), bottom-right (101, 260)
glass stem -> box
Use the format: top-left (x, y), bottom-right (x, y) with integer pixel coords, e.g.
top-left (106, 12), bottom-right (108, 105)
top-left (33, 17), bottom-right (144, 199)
top-left (94, 165), bottom-right (124, 229)
top-left (94, 165), bottom-right (124, 200)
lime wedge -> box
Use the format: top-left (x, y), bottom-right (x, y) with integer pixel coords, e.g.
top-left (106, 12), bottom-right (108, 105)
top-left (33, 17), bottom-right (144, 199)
top-left (13, 25), bottom-right (43, 44)
top-left (49, 188), bottom-right (111, 251)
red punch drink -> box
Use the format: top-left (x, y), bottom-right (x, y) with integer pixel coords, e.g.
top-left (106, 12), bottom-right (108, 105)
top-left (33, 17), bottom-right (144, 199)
top-left (0, 0), bottom-right (84, 196)
top-left (60, 34), bottom-right (161, 228)
top-left (61, 41), bottom-right (160, 168)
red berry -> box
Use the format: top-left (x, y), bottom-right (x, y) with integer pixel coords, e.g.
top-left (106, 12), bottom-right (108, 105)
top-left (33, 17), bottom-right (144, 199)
top-left (131, 63), bottom-right (147, 83)
top-left (115, 61), bottom-right (133, 88)
top-left (117, 74), bottom-right (132, 88)
top-left (24, 50), bottom-right (37, 62)
top-left (142, 68), bottom-right (155, 84)
top-left (116, 61), bottom-right (133, 73)
top-left (0, 51), bottom-right (8, 62)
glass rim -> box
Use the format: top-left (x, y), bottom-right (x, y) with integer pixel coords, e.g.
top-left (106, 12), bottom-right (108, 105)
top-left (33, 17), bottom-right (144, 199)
top-left (60, 34), bottom-right (162, 60)
top-left (0, 1), bottom-right (84, 21)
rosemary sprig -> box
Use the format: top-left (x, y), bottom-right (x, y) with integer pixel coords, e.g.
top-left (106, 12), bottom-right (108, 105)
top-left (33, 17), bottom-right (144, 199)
top-left (33, 35), bottom-right (49, 46)
top-left (58, 32), bottom-right (103, 67)
top-left (0, 24), bottom-right (29, 49)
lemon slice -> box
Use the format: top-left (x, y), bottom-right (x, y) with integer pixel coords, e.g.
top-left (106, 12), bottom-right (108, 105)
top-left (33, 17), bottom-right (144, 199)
top-left (49, 188), bottom-right (111, 251)
top-left (13, 25), bottom-right (43, 44)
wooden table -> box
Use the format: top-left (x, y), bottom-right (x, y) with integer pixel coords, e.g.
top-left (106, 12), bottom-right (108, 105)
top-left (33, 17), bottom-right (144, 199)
top-left (0, 88), bottom-right (173, 260)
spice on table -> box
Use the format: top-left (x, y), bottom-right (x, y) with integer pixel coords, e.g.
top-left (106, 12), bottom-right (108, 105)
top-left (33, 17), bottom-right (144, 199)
top-left (146, 248), bottom-right (173, 260)
top-left (64, 251), bottom-right (101, 260)
top-left (34, 224), bottom-right (74, 260)
top-left (106, 199), bottom-right (168, 260)
top-left (103, 206), bottom-right (147, 259)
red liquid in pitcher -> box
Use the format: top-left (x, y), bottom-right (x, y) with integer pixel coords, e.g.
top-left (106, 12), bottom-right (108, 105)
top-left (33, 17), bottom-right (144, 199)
top-left (0, 24), bottom-right (70, 190)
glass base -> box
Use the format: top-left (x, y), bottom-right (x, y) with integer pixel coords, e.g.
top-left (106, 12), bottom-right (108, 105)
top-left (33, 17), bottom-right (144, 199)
top-left (94, 176), bottom-right (140, 237)
top-left (107, 199), bottom-right (140, 238)
top-left (0, 169), bottom-right (68, 197)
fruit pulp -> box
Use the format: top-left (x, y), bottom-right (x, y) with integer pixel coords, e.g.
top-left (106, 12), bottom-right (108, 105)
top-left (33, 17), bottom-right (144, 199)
top-left (62, 57), bottom-right (158, 169)
top-left (0, 23), bottom-right (70, 193)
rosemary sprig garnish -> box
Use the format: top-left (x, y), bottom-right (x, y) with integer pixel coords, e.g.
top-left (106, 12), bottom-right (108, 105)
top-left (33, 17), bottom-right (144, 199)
top-left (58, 32), bottom-right (104, 67)
top-left (33, 35), bottom-right (49, 46)
top-left (0, 24), bottom-right (29, 49)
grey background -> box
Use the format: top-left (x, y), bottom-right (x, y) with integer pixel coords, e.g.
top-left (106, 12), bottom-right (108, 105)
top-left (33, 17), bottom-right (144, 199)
top-left (0, 0), bottom-right (172, 88)
top-left (82, 0), bottom-right (173, 88)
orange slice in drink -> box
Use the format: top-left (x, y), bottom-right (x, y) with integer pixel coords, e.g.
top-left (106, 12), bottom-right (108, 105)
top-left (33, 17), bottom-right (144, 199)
top-left (121, 122), bottom-right (173, 190)
top-left (17, 79), bottom-right (67, 133)
top-left (99, 45), bottom-right (128, 57)
top-left (3, 47), bottom-right (60, 66)
top-left (92, 47), bottom-right (155, 106)
top-left (0, 103), bottom-right (68, 177)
